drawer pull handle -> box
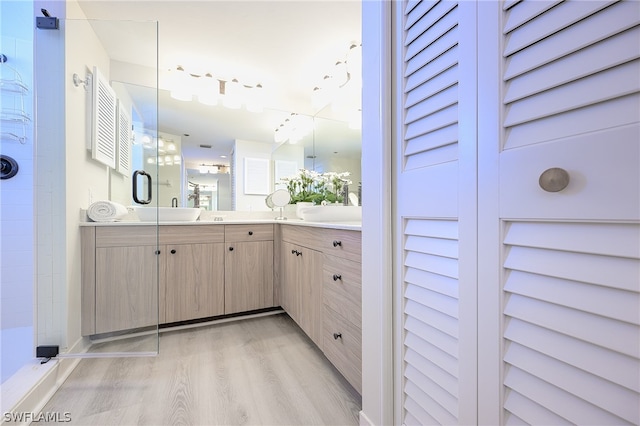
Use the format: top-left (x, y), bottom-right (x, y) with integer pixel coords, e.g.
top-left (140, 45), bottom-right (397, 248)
top-left (333, 332), bottom-right (342, 340)
top-left (333, 240), bottom-right (342, 247)
top-left (248, 231), bottom-right (253, 235)
top-left (229, 247), bottom-right (234, 251)
top-left (170, 249), bottom-right (176, 254)
top-left (539, 167), bottom-right (570, 192)
top-left (333, 274), bottom-right (342, 281)
top-left (291, 249), bottom-right (301, 256)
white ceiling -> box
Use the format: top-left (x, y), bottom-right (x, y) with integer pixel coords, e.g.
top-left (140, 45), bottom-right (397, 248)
top-left (75, 0), bottom-right (362, 168)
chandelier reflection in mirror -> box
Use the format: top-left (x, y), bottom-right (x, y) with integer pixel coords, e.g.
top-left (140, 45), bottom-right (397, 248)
top-left (140, 135), bottom-right (182, 167)
top-left (168, 66), bottom-right (264, 112)
top-left (311, 41), bottom-right (362, 129)
top-left (273, 113), bottom-right (314, 144)
top-left (273, 41), bottom-right (362, 144)
top-left (198, 163), bottom-right (230, 174)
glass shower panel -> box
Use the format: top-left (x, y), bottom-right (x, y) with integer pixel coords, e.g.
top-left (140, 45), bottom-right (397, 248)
top-left (36, 18), bottom-right (160, 357)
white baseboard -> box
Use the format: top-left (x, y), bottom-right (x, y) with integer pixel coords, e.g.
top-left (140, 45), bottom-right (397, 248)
top-left (1, 337), bottom-right (89, 426)
top-left (360, 410), bottom-right (376, 426)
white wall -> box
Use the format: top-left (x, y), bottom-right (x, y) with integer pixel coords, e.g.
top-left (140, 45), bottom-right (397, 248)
top-left (0, 0), bottom-right (35, 381)
top-left (360, 1), bottom-right (394, 425)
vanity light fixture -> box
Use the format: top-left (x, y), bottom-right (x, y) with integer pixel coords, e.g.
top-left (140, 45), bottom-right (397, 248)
top-left (169, 66), bottom-right (193, 101)
top-left (198, 163), bottom-right (228, 174)
top-left (222, 79), bottom-right (242, 109)
top-left (273, 113), bottom-right (313, 144)
top-left (311, 41), bottom-right (362, 114)
top-left (197, 73), bottom-right (218, 106)
top-left (168, 65), bottom-right (264, 112)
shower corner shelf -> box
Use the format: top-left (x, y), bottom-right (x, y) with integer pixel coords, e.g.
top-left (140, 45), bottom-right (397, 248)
top-left (0, 59), bottom-right (31, 144)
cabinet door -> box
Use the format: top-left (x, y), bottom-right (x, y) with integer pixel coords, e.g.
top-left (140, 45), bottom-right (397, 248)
top-left (281, 241), bottom-right (323, 347)
top-left (165, 243), bottom-right (225, 323)
top-left (281, 241), bottom-right (300, 320)
top-left (225, 240), bottom-right (274, 314)
top-left (298, 245), bottom-right (323, 348)
top-left (95, 245), bottom-right (158, 334)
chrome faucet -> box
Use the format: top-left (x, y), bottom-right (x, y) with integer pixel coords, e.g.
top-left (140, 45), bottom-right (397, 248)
top-left (171, 197), bottom-right (178, 207)
top-left (188, 184), bottom-right (200, 207)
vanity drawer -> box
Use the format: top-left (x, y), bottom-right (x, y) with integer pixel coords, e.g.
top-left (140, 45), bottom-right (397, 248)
top-left (320, 229), bottom-right (361, 262)
top-left (323, 255), bottom-right (361, 326)
top-left (95, 226), bottom-right (156, 247)
top-left (160, 225), bottom-right (224, 244)
top-left (281, 225), bottom-right (322, 249)
top-left (281, 225), bottom-right (361, 262)
top-left (225, 224), bottom-right (274, 242)
top-left (323, 304), bottom-right (362, 394)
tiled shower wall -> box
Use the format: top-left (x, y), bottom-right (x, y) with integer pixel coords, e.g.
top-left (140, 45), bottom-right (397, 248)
top-left (0, 4), bottom-right (34, 333)
top-left (1, 1), bottom-right (35, 380)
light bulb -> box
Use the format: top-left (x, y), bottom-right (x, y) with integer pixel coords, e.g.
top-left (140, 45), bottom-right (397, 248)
top-left (170, 67), bottom-right (193, 101)
top-left (333, 61), bottom-right (349, 87)
top-left (222, 79), bottom-right (242, 109)
top-left (246, 83), bottom-right (264, 113)
top-left (197, 73), bottom-right (219, 106)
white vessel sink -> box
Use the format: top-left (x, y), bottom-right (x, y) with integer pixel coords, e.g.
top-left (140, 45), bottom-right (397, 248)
top-left (134, 207), bottom-right (201, 222)
top-left (297, 205), bottom-right (362, 222)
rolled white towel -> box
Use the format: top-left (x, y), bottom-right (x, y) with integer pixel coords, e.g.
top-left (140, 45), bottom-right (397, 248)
top-left (87, 201), bottom-right (128, 222)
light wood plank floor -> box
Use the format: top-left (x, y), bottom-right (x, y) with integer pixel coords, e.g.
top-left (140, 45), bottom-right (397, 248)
top-left (35, 314), bottom-right (361, 425)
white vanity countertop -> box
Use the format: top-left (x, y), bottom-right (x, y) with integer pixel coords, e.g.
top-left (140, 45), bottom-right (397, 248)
top-left (80, 218), bottom-right (362, 231)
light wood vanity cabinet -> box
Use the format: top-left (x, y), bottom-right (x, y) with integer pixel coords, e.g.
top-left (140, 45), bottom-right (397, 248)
top-left (280, 225), bottom-right (362, 393)
top-left (224, 224), bottom-right (274, 314)
top-left (82, 225), bottom-right (227, 335)
top-left (82, 221), bottom-right (361, 393)
top-left (280, 239), bottom-right (323, 348)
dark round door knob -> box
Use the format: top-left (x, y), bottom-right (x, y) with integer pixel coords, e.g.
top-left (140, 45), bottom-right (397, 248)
top-left (248, 231), bottom-right (253, 235)
top-left (229, 247), bottom-right (234, 251)
top-left (333, 274), bottom-right (342, 281)
top-left (333, 240), bottom-right (342, 247)
top-left (170, 249), bottom-right (176, 254)
top-left (155, 250), bottom-right (161, 255)
top-left (333, 333), bottom-right (342, 340)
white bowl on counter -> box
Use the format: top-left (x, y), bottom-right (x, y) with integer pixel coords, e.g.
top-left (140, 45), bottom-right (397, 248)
top-left (134, 206), bottom-right (201, 222)
top-left (296, 205), bottom-right (362, 222)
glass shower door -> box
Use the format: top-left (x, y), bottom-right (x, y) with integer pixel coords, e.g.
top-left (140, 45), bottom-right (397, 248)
top-left (35, 18), bottom-right (160, 357)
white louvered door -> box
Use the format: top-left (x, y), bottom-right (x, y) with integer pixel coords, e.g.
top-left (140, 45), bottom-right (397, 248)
top-left (479, 1), bottom-right (640, 424)
top-left (395, 0), bottom-right (640, 425)
top-left (394, 1), bottom-right (478, 424)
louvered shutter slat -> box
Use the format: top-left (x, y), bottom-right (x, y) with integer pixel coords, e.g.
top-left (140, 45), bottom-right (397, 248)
top-left (91, 67), bottom-right (117, 169)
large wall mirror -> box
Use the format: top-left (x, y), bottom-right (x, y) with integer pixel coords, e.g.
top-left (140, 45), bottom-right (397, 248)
top-left (76, 1), bottom-right (362, 212)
